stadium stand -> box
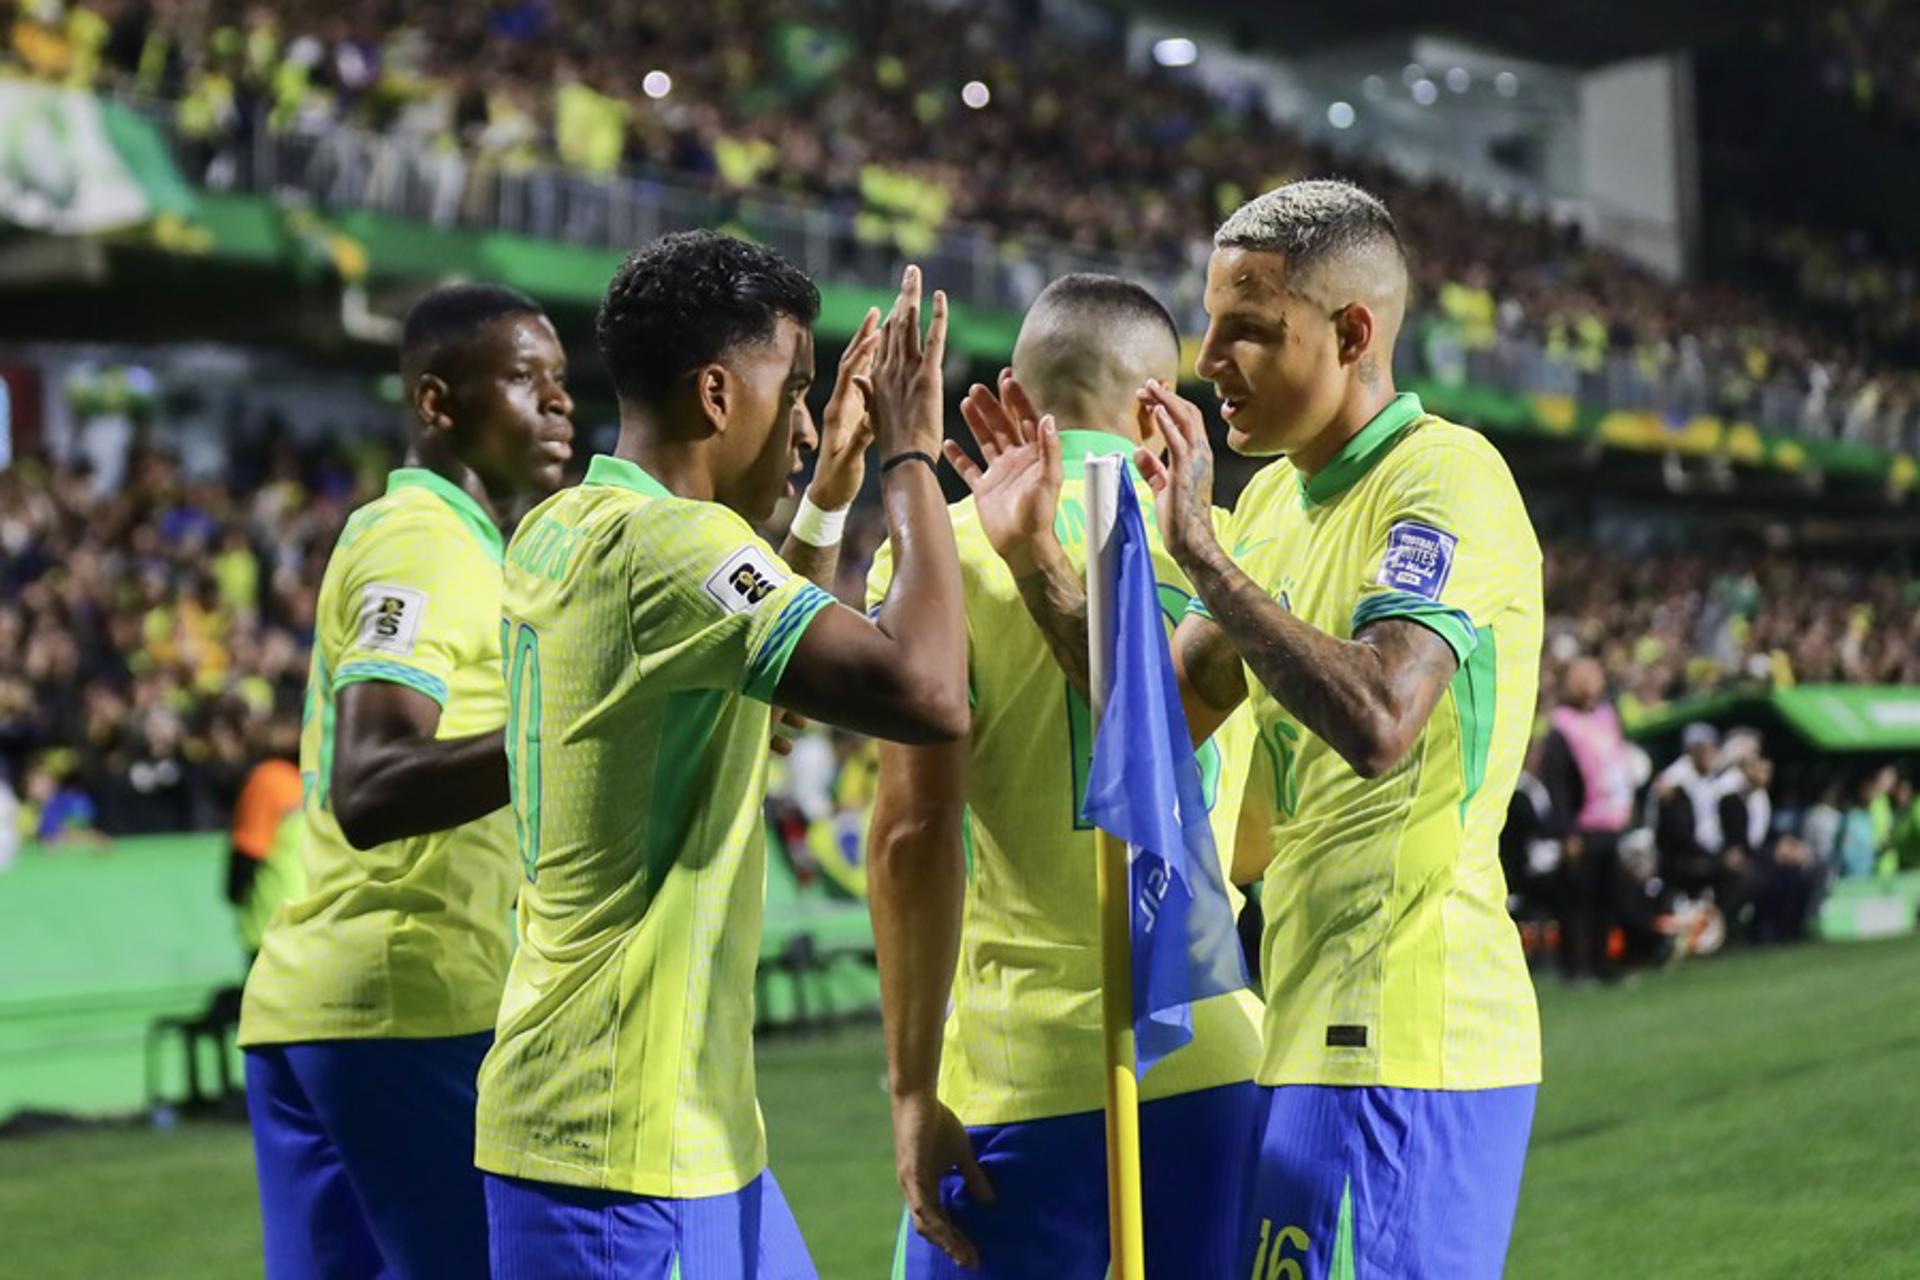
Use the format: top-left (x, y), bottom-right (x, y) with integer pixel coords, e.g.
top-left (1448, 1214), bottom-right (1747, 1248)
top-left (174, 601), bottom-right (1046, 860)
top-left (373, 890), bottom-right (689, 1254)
top-left (1803, 0), bottom-right (1920, 137)
top-left (7, 0), bottom-right (1920, 451)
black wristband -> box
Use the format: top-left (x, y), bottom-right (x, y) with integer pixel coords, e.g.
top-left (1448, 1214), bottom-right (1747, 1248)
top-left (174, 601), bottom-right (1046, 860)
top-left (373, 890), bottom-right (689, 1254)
top-left (881, 450), bottom-right (939, 476)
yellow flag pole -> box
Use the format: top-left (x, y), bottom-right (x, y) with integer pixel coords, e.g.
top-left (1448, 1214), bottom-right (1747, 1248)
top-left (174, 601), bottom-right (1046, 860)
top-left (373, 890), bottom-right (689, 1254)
top-left (1097, 827), bottom-right (1146, 1279)
top-left (1085, 456), bottom-right (1146, 1280)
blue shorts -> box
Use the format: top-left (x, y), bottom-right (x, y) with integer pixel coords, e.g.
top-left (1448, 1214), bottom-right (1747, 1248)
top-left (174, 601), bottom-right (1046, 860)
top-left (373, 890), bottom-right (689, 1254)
top-left (485, 1169), bottom-right (816, 1280)
top-left (244, 1032), bottom-right (494, 1280)
top-left (1239, 1084), bottom-right (1536, 1280)
top-left (895, 1081), bottom-right (1260, 1280)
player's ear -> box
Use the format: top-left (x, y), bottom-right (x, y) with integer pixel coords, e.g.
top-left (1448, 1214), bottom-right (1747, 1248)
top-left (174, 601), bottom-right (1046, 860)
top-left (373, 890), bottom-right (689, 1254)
top-left (1333, 303), bottom-right (1375, 369)
top-left (1134, 394), bottom-right (1164, 456)
top-left (413, 374), bottom-right (454, 433)
top-left (690, 364), bottom-right (729, 438)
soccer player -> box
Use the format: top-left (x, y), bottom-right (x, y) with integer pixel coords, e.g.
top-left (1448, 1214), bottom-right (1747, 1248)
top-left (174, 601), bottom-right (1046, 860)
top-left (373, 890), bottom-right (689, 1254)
top-left (475, 235), bottom-right (968, 1280)
top-left (869, 275), bottom-right (1263, 1279)
top-left (951, 181), bottom-right (1544, 1279)
top-left (238, 283), bottom-right (575, 1280)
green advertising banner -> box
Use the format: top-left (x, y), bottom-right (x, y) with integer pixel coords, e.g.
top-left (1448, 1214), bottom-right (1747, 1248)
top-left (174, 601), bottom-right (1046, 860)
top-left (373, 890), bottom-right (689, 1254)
top-left (0, 77), bottom-right (195, 233)
top-left (1624, 684), bottom-right (1920, 753)
top-left (1775, 685), bottom-right (1920, 752)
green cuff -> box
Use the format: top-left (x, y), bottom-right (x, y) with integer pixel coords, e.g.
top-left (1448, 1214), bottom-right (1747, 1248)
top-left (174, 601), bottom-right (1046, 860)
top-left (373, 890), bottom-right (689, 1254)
top-left (1350, 590), bottom-right (1478, 665)
top-left (334, 659), bottom-right (449, 706)
top-left (743, 584), bottom-right (836, 704)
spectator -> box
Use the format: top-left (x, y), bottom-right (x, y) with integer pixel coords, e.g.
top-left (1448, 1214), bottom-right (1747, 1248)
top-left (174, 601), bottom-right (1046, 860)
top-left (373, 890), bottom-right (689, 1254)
top-left (1866, 762), bottom-right (1900, 876)
top-left (1834, 770), bottom-right (1889, 879)
top-left (23, 754), bottom-right (98, 845)
top-left (226, 712), bottom-right (306, 960)
top-left (1612, 829), bottom-right (1681, 968)
top-left (1657, 723), bottom-right (1726, 866)
top-left (1655, 723), bottom-right (1760, 931)
top-left (1540, 657), bottom-right (1639, 982)
top-left (1803, 781), bottom-right (1847, 868)
top-left (1889, 774), bottom-right (1920, 871)
top-left (1718, 756), bottom-right (1819, 942)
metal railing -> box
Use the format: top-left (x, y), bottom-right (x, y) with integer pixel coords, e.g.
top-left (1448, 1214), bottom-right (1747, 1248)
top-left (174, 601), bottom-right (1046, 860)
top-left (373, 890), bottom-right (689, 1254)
top-left (151, 105), bottom-right (1920, 456)
top-left (159, 104), bottom-right (1199, 322)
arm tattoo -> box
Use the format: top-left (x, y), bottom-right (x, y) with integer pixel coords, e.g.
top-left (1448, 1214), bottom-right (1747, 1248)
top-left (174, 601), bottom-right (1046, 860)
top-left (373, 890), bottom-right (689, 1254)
top-left (1012, 549), bottom-right (1093, 700)
top-left (1186, 543), bottom-right (1457, 775)
top-left (780, 532), bottom-right (843, 593)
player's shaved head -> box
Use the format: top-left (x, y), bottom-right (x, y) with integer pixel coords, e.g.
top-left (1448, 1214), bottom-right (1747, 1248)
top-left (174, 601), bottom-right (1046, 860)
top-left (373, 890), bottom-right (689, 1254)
top-left (1214, 179), bottom-right (1409, 336)
top-left (1011, 274), bottom-right (1180, 436)
top-left (400, 282), bottom-right (545, 386)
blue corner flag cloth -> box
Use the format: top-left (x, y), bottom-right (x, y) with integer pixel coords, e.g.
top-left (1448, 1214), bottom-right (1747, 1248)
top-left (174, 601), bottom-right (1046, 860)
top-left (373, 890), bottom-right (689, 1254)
top-left (1081, 478), bottom-right (1250, 1075)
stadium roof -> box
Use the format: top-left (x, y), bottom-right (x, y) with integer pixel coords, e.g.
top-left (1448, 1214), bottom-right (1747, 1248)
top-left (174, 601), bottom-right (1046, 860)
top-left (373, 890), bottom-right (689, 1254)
top-left (1129, 0), bottom-right (1806, 67)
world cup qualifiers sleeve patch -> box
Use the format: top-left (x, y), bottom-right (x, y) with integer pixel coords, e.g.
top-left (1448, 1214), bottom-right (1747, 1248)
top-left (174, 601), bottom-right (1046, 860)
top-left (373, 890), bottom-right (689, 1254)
top-left (703, 545), bottom-right (788, 615)
top-left (1375, 521), bottom-right (1458, 601)
top-left (357, 583), bottom-right (427, 655)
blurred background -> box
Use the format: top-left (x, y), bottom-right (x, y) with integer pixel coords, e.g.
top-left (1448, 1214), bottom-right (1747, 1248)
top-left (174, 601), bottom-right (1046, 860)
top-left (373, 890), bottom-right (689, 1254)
top-left (1, 1), bottom-right (1918, 1276)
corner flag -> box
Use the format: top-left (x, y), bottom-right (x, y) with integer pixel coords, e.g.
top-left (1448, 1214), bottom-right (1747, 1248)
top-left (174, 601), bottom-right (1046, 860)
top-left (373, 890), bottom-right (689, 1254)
top-left (1081, 468), bottom-right (1249, 1074)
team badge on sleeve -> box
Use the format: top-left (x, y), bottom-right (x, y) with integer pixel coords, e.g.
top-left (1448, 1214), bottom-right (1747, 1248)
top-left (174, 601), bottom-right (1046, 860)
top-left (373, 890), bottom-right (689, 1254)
top-left (703, 545), bottom-right (787, 615)
top-left (1376, 521), bottom-right (1457, 600)
top-left (357, 583), bottom-right (427, 655)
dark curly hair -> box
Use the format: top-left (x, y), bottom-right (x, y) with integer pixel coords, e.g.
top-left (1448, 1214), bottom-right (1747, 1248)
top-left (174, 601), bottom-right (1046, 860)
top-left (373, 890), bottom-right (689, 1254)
top-left (596, 230), bottom-right (821, 407)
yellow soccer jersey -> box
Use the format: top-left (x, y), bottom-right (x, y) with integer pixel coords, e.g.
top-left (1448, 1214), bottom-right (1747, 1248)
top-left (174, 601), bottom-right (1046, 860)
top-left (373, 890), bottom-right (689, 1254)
top-left (240, 469), bottom-right (517, 1046)
top-left (868, 430), bottom-right (1262, 1128)
top-left (1201, 393), bottom-right (1543, 1090)
top-left (475, 454), bottom-right (837, 1197)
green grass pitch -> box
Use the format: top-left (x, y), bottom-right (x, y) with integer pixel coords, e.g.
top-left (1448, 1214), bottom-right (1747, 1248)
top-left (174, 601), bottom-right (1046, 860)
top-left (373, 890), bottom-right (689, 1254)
top-left (2, 935), bottom-right (1916, 1278)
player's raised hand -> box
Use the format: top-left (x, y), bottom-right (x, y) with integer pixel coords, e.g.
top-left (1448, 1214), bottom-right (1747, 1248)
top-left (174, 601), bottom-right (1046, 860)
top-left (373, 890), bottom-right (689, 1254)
top-left (891, 1089), bottom-right (994, 1270)
top-left (854, 265), bottom-right (949, 462)
top-left (806, 306), bottom-right (884, 511)
top-left (1134, 378), bottom-right (1220, 566)
top-left (946, 371), bottom-right (1064, 571)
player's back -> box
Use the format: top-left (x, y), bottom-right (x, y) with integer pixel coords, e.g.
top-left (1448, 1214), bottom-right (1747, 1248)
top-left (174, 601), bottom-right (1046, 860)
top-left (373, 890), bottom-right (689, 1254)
top-left (240, 470), bottom-right (517, 1046)
top-left (868, 430), bottom-right (1261, 1128)
top-left (477, 454), bottom-right (836, 1198)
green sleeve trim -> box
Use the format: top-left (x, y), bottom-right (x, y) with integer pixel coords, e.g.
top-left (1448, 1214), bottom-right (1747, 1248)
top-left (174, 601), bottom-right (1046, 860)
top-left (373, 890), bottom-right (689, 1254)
top-left (1350, 589), bottom-right (1478, 664)
top-left (1188, 595), bottom-right (1213, 621)
top-left (333, 659), bottom-right (449, 706)
top-left (1451, 628), bottom-right (1499, 818)
top-left (743, 583), bottom-right (836, 704)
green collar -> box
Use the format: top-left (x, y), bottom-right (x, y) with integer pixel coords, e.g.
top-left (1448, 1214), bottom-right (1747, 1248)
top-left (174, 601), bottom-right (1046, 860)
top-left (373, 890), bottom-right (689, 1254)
top-left (386, 468), bottom-right (503, 562)
top-left (1299, 392), bottom-right (1425, 507)
top-left (584, 453), bottom-right (673, 498)
top-left (1057, 429), bottom-right (1139, 478)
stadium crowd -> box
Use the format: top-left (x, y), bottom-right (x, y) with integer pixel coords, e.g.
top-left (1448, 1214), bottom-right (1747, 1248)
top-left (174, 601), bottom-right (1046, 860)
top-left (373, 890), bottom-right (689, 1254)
top-left (1807, 0), bottom-right (1920, 138)
top-left (1540, 541), bottom-right (1920, 714)
top-left (6, 0), bottom-right (1920, 449)
top-left (0, 438), bottom-right (361, 848)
